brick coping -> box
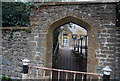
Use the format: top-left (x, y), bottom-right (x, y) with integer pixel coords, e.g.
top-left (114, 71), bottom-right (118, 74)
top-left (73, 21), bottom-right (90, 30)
top-left (0, 27), bottom-right (28, 30)
top-left (0, 27), bottom-right (119, 30)
top-left (31, 1), bottom-right (117, 6)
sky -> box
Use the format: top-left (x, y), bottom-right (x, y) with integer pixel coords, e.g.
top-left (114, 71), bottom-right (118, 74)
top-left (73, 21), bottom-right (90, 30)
top-left (69, 23), bottom-right (87, 35)
top-left (62, 23), bottom-right (87, 35)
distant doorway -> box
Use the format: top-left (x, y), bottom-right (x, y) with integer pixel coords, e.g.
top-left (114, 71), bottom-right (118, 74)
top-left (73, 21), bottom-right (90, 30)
top-left (63, 37), bottom-right (68, 46)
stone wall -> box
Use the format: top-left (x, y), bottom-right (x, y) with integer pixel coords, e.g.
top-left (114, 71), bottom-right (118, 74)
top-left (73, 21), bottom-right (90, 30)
top-left (1, 2), bottom-right (120, 79)
top-left (115, 28), bottom-right (120, 79)
top-left (30, 2), bottom-right (118, 79)
top-left (1, 30), bottom-right (31, 79)
top-left (1, 29), bottom-right (45, 79)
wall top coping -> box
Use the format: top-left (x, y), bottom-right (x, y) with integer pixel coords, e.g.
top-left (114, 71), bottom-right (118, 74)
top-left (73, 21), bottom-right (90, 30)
top-left (0, 27), bottom-right (119, 30)
top-left (0, 27), bottom-right (28, 30)
top-left (31, 2), bottom-right (117, 7)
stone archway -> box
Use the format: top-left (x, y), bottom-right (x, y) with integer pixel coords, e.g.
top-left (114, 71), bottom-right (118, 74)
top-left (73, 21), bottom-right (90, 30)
top-left (46, 16), bottom-right (98, 73)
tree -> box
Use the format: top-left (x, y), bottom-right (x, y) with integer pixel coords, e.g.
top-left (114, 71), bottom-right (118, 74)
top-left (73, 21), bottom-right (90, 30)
top-left (2, 2), bottom-right (30, 27)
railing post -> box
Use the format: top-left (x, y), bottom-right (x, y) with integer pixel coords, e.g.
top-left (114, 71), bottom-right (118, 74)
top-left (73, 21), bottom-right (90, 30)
top-left (80, 37), bottom-right (83, 54)
top-left (85, 36), bottom-right (87, 57)
top-left (102, 66), bottom-right (112, 81)
top-left (22, 58), bottom-right (30, 79)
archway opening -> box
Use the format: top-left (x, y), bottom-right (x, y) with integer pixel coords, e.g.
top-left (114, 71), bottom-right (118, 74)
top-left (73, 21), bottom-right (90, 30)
top-left (46, 16), bottom-right (96, 76)
top-left (52, 22), bottom-right (88, 79)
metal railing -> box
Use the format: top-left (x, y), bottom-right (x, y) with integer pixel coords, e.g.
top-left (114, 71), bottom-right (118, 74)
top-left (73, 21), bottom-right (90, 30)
top-left (53, 42), bottom-right (59, 55)
top-left (28, 65), bottom-right (103, 81)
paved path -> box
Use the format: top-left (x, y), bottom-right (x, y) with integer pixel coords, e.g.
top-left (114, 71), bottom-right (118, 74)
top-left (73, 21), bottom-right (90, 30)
top-left (58, 47), bottom-right (82, 71)
top-left (53, 47), bottom-right (86, 80)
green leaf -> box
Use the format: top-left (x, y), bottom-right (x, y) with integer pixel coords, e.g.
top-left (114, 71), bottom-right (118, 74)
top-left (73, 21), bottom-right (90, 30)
top-left (2, 2), bottom-right (30, 27)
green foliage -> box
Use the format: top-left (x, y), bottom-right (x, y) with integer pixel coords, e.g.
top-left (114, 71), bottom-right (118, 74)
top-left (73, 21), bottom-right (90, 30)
top-left (2, 2), bottom-right (30, 27)
top-left (1, 76), bottom-right (12, 81)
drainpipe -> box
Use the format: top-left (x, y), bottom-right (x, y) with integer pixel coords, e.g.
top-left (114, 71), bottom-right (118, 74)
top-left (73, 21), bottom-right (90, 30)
top-left (22, 58), bottom-right (30, 79)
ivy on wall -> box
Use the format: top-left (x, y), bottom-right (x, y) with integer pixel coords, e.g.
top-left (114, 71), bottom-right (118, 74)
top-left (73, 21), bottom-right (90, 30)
top-left (2, 2), bottom-right (30, 27)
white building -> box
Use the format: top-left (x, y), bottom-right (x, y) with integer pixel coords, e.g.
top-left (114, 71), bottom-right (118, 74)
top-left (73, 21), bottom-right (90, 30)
top-left (58, 23), bottom-right (87, 47)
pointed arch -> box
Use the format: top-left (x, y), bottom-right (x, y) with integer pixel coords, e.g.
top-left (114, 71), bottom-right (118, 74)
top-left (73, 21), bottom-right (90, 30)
top-left (47, 16), bottom-right (94, 33)
top-left (45, 16), bottom-right (97, 73)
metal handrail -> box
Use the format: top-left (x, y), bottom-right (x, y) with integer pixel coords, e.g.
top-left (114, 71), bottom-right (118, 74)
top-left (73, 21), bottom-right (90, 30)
top-left (29, 65), bottom-right (103, 80)
top-left (30, 66), bottom-right (103, 76)
top-left (53, 42), bottom-right (59, 55)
